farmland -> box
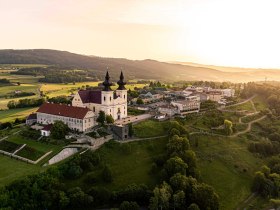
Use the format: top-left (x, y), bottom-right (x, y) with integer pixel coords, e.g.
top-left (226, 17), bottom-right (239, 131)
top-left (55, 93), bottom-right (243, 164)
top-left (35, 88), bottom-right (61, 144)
top-left (0, 67), bottom-right (148, 121)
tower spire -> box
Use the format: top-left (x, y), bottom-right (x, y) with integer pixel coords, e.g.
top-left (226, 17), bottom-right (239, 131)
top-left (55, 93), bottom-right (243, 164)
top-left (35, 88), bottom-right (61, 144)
top-left (103, 70), bottom-right (113, 91)
top-left (117, 71), bottom-right (126, 90)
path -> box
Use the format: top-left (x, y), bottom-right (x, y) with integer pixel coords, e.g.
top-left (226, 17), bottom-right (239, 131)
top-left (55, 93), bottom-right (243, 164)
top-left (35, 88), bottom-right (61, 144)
top-left (12, 144), bottom-right (26, 155)
top-left (224, 95), bottom-right (257, 108)
top-left (231, 115), bottom-right (267, 137)
top-left (236, 192), bottom-right (256, 210)
top-left (119, 135), bottom-right (168, 143)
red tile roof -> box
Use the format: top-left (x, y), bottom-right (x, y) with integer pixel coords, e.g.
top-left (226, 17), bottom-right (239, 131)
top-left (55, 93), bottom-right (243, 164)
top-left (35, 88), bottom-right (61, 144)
top-left (37, 103), bottom-right (91, 119)
top-left (78, 90), bottom-right (102, 104)
top-left (42, 124), bottom-right (52, 131)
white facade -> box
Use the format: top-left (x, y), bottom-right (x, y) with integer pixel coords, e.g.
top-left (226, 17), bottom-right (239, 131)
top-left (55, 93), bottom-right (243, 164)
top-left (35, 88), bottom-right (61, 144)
top-left (41, 130), bottom-right (50, 137)
top-left (171, 96), bottom-right (200, 114)
top-left (37, 111), bottom-right (95, 132)
top-left (221, 89), bottom-right (235, 97)
top-left (72, 89), bottom-right (128, 121)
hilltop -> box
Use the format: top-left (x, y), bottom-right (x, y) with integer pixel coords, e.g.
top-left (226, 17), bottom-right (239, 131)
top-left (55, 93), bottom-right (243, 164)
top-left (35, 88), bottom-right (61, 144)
top-left (1, 49), bottom-right (278, 82)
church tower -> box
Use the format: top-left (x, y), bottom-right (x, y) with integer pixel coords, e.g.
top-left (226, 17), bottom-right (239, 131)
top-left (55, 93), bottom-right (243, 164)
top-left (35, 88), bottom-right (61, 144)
top-left (101, 71), bottom-right (114, 107)
top-left (116, 71), bottom-right (128, 119)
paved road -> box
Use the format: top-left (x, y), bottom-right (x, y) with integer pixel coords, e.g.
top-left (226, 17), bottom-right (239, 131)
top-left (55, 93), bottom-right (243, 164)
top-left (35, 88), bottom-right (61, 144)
top-left (223, 95), bottom-right (257, 108)
top-left (119, 135), bottom-right (168, 143)
top-left (115, 114), bottom-right (152, 125)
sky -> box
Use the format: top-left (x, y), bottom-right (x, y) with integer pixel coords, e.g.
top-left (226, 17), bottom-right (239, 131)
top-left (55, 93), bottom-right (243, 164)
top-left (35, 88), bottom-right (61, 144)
top-left (0, 0), bottom-right (280, 68)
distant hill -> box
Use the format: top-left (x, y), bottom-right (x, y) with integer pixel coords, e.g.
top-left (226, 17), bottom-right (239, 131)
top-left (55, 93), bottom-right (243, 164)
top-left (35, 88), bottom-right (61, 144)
top-left (0, 49), bottom-right (280, 82)
top-left (172, 61), bottom-right (280, 73)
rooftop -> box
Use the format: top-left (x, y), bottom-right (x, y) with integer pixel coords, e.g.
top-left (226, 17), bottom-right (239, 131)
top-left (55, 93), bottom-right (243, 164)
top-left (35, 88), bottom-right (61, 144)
top-left (37, 103), bottom-right (91, 119)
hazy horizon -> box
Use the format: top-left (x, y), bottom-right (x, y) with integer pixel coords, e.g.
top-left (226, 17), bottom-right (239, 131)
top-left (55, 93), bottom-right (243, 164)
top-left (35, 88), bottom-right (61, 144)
top-left (1, 0), bottom-right (280, 69)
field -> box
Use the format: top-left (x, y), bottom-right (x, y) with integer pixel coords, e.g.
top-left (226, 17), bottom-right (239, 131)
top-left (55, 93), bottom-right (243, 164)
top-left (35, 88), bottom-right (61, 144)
top-left (190, 134), bottom-right (263, 210)
top-left (0, 107), bottom-right (38, 122)
top-left (68, 138), bottom-right (168, 191)
top-left (41, 82), bottom-right (147, 98)
top-left (7, 134), bottom-right (62, 155)
top-left (225, 101), bottom-right (255, 112)
top-left (131, 101), bottom-right (267, 210)
top-left (133, 120), bottom-right (170, 138)
top-left (0, 155), bottom-right (44, 187)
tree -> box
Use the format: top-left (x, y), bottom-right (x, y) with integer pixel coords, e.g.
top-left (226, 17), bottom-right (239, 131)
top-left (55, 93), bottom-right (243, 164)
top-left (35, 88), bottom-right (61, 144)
top-left (119, 201), bottom-right (140, 210)
top-left (169, 128), bottom-right (180, 137)
top-left (167, 135), bottom-right (190, 157)
top-left (97, 111), bottom-right (106, 125)
top-left (164, 156), bottom-right (188, 178)
top-left (270, 199), bottom-right (280, 209)
top-left (173, 191), bottom-right (186, 210)
top-left (102, 165), bottom-right (113, 183)
top-left (192, 183), bottom-right (219, 210)
top-left (136, 98), bottom-right (144, 105)
top-left (187, 203), bottom-right (200, 210)
top-left (224, 119), bottom-right (233, 135)
top-left (51, 120), bottom-right (69, 139)
top-left (169, 173), bottom-right (197, 195)
top-left (149, 182), bottom-right (172, 210)
top-left (106, 114), bottom-right (114, 124)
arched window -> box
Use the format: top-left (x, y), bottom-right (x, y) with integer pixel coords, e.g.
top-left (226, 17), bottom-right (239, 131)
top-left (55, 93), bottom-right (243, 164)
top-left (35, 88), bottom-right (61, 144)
top-left (104, 96), bottom-right (106, 101)
top-left (124, 95), bottom-right (126, 99)
top-left (110, 96), bottom-right (112, 101)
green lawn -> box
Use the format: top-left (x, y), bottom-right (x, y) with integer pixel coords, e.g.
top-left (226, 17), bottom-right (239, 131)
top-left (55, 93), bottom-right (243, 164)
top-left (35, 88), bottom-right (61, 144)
top-left (190, 134), bottom-right (263, 210)
top-left (225, 101), bottom-right (255, 112)
top-left (252, 96), bottom-right (268, 111)
top-left (7, 134), bottom-right (62, 154)
top-left (16, 146), bottom-right (45, 161)
top-left (0, 107), bottom-right (38, 122)
top-left (0, 155), bottom-right (44, 187)
top-left (69, 138), bottom-right (168, 191)
top-left (133, 120), bottom-right (170, 138)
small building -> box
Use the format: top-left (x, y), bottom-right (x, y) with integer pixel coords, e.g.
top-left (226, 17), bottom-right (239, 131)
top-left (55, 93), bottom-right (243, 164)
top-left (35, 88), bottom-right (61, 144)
top-left (158, 104), bottom-right (178, 116)
top-left (41, 124), bottom-right (52, 137)
top-left (207, 91), bottom-right (223, 102)
top-left (221, 89), bottom-right (235, 97)
top-left (26, 113), bottom-right (37, 125)
top-left (138, 91), bottom-right (164, 103)
top-left (195, 93), bottom-right (210, 102)
top-left (154, 114), bottom-right (166, 120)
top-left (111, 124), bottom-right (129, 140)
top-left (171, 96), bottom-right (200, 115)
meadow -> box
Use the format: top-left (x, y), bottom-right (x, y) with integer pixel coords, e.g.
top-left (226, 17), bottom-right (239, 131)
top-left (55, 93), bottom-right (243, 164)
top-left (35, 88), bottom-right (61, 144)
top-left (0, 155), bottom-right (44, 188)
top-left (66, 137), bottom-right (168, 191)
top-left (0, 107), bottom-right (38, 122)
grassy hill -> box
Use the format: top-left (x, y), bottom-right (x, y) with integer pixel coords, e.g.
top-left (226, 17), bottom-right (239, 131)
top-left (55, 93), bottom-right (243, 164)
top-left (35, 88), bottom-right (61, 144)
top-left (2, 49), bottom-right (280, 82)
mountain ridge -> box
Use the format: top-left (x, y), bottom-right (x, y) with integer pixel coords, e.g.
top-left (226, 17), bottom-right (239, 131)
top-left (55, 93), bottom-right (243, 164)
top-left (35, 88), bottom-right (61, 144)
top-left (0, 49), bottom-right (279, 82)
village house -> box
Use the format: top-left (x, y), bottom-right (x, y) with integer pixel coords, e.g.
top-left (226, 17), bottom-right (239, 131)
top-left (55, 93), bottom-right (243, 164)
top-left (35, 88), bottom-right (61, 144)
top-left (72, 71), bottom-right (127, 120)
top-left (171, 95), bottom-right (200, 115)
top-left (158, 104), bottom-right (178, 116)
top-left (136, 91), bottom-right (164, 104)
top-left (36, 103), bottom-right (95, 132)
top-left (206, 91), bottom-right (223, 102)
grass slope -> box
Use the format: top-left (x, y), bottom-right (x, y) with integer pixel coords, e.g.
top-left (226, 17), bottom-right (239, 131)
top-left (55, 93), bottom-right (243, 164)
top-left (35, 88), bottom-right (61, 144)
top-left (68, 138), bottom-right (168, 191)
top-left (0, 155), bottom-right (43, 187)
top-left (190, 134), bottom-right (263, 210)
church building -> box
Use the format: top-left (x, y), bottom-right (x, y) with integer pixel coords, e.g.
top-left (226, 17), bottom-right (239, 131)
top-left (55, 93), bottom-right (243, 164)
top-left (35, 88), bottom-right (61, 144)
top-left (72, 71), bottom-right (127, 121)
